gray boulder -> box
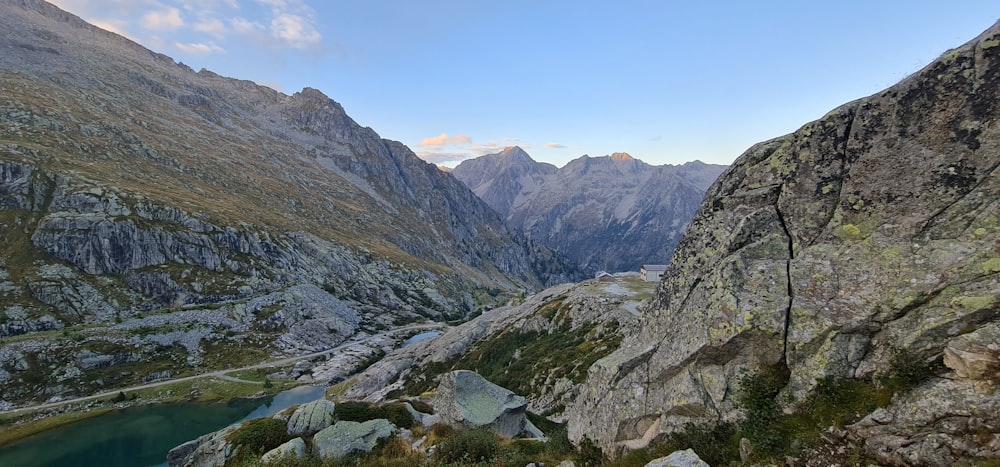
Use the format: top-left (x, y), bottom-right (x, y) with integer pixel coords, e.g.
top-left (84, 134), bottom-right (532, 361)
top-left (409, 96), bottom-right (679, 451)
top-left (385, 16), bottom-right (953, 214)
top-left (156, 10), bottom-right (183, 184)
top-left (286, 399), bottom-right (336, 435)
top-left (261, 437), bottom-right (307, 464)
top-left (312, 419), bottom-right (396, 459)
top-left (645, 449), bottom-right (709, 467)
top-left (167, 422), bottom-right (242, 467)
top-left (432, 370), bottom-right (543, 438)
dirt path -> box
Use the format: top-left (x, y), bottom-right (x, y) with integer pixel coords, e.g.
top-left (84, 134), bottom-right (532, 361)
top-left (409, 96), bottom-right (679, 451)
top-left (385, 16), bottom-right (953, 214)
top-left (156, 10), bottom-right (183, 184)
top-left (0, 323), bottom-right (445, 416)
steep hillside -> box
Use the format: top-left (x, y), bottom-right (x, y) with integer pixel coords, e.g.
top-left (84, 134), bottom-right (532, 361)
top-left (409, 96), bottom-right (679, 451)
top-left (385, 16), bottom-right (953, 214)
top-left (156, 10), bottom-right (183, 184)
top-left (0, 0), bottom-right (579, 407)
top-left (453, 148), bottom-right (726, 273)
top-left (568, 20), bottom-right (1000, 465)
top-left (339, 275), bottom-right (652, 419)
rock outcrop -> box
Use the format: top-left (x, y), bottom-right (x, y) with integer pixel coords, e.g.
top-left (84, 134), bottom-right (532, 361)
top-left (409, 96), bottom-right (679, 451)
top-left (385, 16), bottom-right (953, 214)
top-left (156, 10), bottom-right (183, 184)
top-left (285, 399), bottom-right (337, 436)
top-left (432, 370), bottom-right (543, 438)
top-left (167, 422), bottom-right (243, 467)
top-left (645, 449), bottom-right (710, 467)
top-left (452, 147), bottom-right (727, 274)
top-left (260, 437), bottom-right (307, 464)
top-left (311, 419), bottom-right (397, 459)
top-left (568, 19), bottom-right (1000, 464)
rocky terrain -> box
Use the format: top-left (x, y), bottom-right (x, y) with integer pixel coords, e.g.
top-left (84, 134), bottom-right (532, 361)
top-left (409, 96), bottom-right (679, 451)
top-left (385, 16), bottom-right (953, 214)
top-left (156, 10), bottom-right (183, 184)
top-left (564, 19), bottom-right (1000, 465)
top-left (342, 275), bottom-right (653, 418)
top-left (0, 0), bottom-right (580, 408)
top-left (452, 147), bottom-right (726, 274)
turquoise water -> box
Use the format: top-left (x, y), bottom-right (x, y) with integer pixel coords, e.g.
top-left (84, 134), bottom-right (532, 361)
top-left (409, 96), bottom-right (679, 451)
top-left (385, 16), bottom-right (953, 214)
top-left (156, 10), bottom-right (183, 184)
top-left (0, 385), bottom-right (325, 467)
top-left (402, 331), bottom-right (441, 346)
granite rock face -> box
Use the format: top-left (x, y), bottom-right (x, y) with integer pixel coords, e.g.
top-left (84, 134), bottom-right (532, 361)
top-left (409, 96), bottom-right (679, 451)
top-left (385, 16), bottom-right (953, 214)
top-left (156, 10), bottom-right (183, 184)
top-left (433, 370), bottom-right (544, 438)
top-left (568, 20), bottom-right (1000, 460)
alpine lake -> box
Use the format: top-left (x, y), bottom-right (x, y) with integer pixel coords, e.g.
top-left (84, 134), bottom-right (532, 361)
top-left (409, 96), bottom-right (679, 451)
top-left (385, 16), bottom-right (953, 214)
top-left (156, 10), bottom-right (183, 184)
top-left (0, 385), bottom-right (326, 467)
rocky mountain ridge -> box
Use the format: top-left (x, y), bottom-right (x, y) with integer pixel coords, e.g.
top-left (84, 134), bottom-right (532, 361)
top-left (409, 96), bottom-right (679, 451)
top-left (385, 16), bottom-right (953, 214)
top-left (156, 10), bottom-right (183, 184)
top-left (452, 147), bottom-right (727, 273)
top-left (0, 0), bottom-right (580, 407)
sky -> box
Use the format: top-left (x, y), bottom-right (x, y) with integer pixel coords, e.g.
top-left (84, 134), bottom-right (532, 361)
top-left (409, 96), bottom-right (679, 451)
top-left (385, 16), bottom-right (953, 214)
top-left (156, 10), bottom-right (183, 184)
top-left (49, 1), bottom-right (1000, 168)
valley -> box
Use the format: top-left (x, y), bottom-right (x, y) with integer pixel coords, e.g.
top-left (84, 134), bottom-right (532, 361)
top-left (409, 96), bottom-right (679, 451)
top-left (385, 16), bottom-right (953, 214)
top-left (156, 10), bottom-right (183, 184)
top-left (1, 1), bottom-right (1000, 466)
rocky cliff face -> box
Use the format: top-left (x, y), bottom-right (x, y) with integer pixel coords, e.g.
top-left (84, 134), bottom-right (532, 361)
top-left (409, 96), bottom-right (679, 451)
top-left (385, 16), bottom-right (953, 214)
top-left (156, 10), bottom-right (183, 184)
top-left (568, 21), bottom-right (1000, 464)
top-left (453, 148), bottom-right (726, 274)
top-left (0, 0), bottom-right (580, 407)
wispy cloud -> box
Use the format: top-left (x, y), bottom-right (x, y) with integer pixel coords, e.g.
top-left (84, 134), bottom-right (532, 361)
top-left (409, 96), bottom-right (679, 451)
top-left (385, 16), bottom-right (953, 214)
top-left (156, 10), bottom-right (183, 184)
top-left (231, 17), bottom-right (264, 34)
top-left (270, 13), bottom-right (321, 48)
top-left (141, 7), bottom-right (184, 31)
top-left (175, 41), bottom-right (225, 55)
top-left (415, 136), bottom-right (529, 166)
top-left (194, 18), bottom-right (227, 38)
top-left (545, 143), bottom-right (567, 149)
top-left (418, 133), bottom-right (473, 147)
top-left (416, 151), bottom-right (473, 165)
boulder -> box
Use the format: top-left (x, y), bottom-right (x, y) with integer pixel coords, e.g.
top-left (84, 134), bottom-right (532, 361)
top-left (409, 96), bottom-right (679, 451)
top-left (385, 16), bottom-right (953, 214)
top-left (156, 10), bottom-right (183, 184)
top-left (285, 399), bottom-right (336, 435)
top-left (261, 437), bottom-right (307, 464)
top-left (645, 449), bottom-right (709, 467)
top-left (432, 370), bottom-right (543, 438)
top-left (312, 419), bottom-right (396, 459)
top-left (167, 422), bottom-right (242, 467)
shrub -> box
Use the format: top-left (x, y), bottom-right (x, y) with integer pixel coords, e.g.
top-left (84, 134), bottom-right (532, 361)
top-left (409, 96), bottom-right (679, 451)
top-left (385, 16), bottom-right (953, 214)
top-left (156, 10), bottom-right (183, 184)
top-left (574, 436), bottom-right (605, 466)
top-left (736, 363), bottom-right (789, 455)
top-left (435, 428), bottom-right (500, 464)
top-left (226, 418), bottom-right (292, 460)
top-left (882, 347), bottom-right (943, 392)
top-left (334, 401), bottom-right (415, 429)
top-left (429, 422), bottom-right (454, 439)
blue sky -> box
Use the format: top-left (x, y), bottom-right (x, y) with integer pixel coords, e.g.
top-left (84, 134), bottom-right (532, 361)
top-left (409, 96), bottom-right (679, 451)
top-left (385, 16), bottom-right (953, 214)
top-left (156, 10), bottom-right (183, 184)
top-left (51, 1), bottom-right (999, 167)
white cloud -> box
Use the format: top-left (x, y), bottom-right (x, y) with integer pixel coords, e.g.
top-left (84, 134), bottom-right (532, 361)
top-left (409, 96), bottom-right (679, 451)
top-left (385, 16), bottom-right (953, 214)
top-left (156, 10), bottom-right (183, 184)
top-left (231, 17), bottom-right (264, 34)
top-left (418, 133), bottom-right (473, 147)
top-left (545, 143), bottom-right (567, 149)
top-left (194, 18), bottom-right (227, 38)
top-left (141, 7), bottom-right (184, 31)
top-left (270, 13), bottom-right (321, 48)
top-left (175, 41), bottom-right (225, 55)
top-left (416, 151), bottom-right (474, 165)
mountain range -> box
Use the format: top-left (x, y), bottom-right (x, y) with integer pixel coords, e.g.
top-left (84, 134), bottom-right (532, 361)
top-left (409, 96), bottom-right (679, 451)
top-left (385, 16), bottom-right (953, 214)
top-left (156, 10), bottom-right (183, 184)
top-left (451, 147), bottom-right (727, 273)
top-left (0, 0), bottom-right (580, 406)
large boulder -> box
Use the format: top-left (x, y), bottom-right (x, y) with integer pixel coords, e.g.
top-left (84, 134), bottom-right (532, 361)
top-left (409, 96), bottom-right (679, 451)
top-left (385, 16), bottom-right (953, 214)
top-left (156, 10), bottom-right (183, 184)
top-left (432, 370), bottom-right (543, 438)
top-left (311, 419), bottom-right (397, 459)
top-left (285, 399), bottom-right (337, 435)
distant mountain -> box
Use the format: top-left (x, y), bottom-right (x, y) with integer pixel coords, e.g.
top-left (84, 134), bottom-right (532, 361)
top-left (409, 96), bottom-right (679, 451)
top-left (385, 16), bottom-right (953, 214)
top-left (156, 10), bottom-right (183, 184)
top-left (0, 0), bottom-right (580, 406)
top-left (452, 147), bottom-right (727, 273)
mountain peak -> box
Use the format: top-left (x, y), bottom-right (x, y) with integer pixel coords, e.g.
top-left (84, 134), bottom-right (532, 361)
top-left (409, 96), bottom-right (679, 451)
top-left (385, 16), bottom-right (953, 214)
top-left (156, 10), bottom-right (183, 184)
top-left (499, 146), bottom-right (530, 158)
top-left (610, 152), bottom-right (634, 161)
